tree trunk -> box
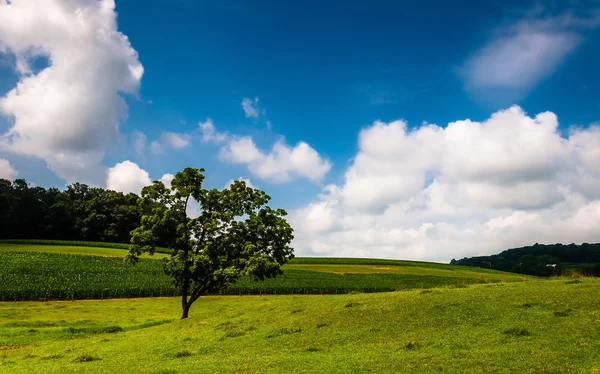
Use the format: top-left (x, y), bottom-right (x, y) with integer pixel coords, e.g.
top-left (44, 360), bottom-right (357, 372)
top-left (181, 283), bottom-right (190, 319)
top-left (181, 302), bottom-right (191, 319)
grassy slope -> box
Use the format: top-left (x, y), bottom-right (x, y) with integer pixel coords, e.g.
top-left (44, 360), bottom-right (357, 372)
top-left (1, 278), bottom-right (598, 373)
top-left (286, 264), bottom-right (526, 282)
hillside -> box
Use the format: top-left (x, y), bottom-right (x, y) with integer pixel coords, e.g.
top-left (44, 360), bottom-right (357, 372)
top-left (454, 243), bottom-right (600, 276)
top-left (1, 278), bottom-right (598, 373)
top-left (0, 242), bottom-right (529, 301)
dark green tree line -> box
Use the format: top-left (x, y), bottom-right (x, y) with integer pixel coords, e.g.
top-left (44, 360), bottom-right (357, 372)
top-left (0, 178), bottom-right (141, 243)
top-left (452, 243), bottom-right (600, 276)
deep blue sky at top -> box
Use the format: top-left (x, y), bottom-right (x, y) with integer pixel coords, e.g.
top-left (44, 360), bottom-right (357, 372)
top-left (1, 0), bottom-right (599, 209)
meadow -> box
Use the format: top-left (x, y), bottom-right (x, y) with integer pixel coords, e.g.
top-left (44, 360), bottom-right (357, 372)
top-left (1, 278), bottom-right (598, 373)
top-left (0, 243), bottom-right (528, 301)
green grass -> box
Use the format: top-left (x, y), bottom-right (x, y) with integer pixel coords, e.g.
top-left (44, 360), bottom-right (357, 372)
top-left (0, 245), bottom-right (529, 300)
top-left (0, 243), bottom-right (169, 259)
top-left (226, 270), bottom-right (486, 295)
top-left (0, 239), bottom-right (171, 254)
top-left (0, 240), bottom-right (519, 271)
top-left (0, 239), bottom-right (133, 250)
top-left (289, 256), bottom-right (509, 273)
top-left (286, 264), bottom-right (527, 281)
top-left (0, 278), bottom-right (599, 373)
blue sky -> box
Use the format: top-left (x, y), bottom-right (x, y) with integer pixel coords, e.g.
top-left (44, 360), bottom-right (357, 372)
top-left (1, 0), bottom-right (599, 260)
top-left (121, 0), bottom-right (596, 207)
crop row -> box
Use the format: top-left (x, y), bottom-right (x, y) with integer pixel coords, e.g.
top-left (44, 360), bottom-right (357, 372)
top-left (0, 239), bottom-right (171, 254)
top-left (0, 240), bottom-right (511, 276)
top-left (0, 251), bottom-right (482, 301)
top-left (0, 252), bottom-right (177, 301)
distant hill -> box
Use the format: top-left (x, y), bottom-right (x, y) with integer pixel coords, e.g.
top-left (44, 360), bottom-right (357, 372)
top-left (452, 243), bottom-right (600, 276)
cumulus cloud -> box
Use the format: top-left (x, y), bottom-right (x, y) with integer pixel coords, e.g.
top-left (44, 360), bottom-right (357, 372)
top-left (0, 158), bottom-right (17, 179)
top-left (224, 177), bottom-right (256, 189)
top-left (241, 97), bottom-right (259, 118)
top-left (221, 138), bottom-right (331, 183)
top-left (463, 9), bottom-right (600, 96)
top-left (290, 106), bottom-right (600, 262)
top-left (0, 0), bottom-right (143, 185)
top-left (106, 160), bottom-right (151, 195)
top-left (160, 173), bottom-right (174, 189)
top-left (200, 120), bottom-right (331, 183)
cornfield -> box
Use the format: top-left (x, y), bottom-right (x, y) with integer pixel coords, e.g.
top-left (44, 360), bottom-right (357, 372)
top-left (0, 252), bottom-right (177, 301)
top-left (0, 251), bottom-right (481, 301)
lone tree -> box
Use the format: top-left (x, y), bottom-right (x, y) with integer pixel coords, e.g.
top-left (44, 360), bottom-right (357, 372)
top-left (127, 167), bottom-right (294, 319)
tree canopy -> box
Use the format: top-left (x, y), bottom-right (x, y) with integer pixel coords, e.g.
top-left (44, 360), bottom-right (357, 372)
top-left (127, 167), bottom-right (294, 318)
top-left (0, 178), bottom-right (141, 242)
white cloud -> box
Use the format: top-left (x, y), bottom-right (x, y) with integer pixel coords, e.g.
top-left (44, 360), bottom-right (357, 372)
top-left (148, 132), bottom-right (191, 155)
top-left (464, 10), bottom-right (600, 94)
top-left (241, 97), bottom-right (259, 118)
top-left (225, 177), bottom-right (256, 189)
top-left (131, 131), bottom-right (147, 156)
top-left (201, 120), bottom-right (331, 183)
top-left (0, 0), bottom-right (143, 185)
top-left (0, 158), bottom-right (17, 179)
top-left (220, 137), bottom-right (331, 183)
top-left (159, 132), bottom-right (191, 149)
top-left (199, 118), bottom-right (228, 143)
top-left (220, 137), bottom-right (263, 164)
top-left (106, 160), bottom-right (151, 195)
top-left (158, 172), bottom-right (200, 217)
top-left (160, 173), bottom-right (174, 189)
top-left (186, 199), bottom-right (202, 219)
top-left (108, 166), bottom-right (200, 217)
top-left (290, 106), bottom-right (600, 262)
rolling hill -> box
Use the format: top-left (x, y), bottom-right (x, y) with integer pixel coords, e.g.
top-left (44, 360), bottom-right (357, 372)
top-left (0, 278), bottom-right (598, 373)
top-left (0, 241), bottom-right (529, 301)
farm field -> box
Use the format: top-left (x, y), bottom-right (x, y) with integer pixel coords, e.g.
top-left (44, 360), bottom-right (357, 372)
top-left (0, 243), bottom-right (169, 259)
top-left (0, 278), bottom-right (598, 373)
top-left (285, 264), bottom-right (526, 282)
top-left (0, 243), bottom-right (530, 301)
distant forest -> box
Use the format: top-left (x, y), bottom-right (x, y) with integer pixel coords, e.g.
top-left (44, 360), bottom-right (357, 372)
top-left (453, 243), bottom-right (600, 277)
top-left (0, 178), bottom-right (141, 243)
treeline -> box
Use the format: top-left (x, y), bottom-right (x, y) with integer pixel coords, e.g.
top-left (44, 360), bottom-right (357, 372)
top-left (0, 178), bottom-right (141, 243)
top-left (452, 243), bottom-right (600, 277)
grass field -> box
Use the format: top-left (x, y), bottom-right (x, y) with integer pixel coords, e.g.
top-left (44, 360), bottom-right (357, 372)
top-left (0, 243), bottom-right (169, 259)
top-left (0, 243), bottom-right (529, 301)
top-left (286, 264), bottom-right (526, 281)
top-left (0, 278), bottom-right (598, 373)
top-left (0, 240), bottom-right (170, 254)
